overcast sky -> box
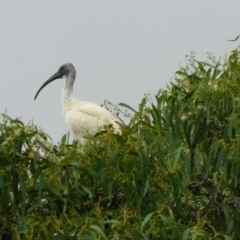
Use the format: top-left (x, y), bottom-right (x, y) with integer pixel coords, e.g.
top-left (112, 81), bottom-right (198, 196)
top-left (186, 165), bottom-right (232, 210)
top-left (0, 1), bottom-right (239, 143)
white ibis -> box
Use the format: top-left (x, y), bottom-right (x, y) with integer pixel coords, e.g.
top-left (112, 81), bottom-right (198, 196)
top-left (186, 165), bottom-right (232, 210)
top-left (34, 63), bottom-right (125, 144)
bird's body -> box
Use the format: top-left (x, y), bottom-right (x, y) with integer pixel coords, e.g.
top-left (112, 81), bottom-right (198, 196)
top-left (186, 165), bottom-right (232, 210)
top-left (34, 63), bottom-right (124, 144)
top-left (63, 99), bottom-right (122, 144)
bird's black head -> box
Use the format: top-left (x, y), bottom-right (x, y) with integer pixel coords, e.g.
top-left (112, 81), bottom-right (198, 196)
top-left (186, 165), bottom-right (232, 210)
top-left (34, 63), bottom-right (76, 100)
top-left (58, 63), bottom-right (76, 78)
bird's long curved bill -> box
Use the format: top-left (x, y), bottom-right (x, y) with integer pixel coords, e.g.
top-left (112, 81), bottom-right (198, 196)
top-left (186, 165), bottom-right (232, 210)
top-left (34, 71), bottom-right (63, 100)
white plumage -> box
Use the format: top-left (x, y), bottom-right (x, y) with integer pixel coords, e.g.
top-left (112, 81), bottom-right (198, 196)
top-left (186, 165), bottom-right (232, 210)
top-left (34, 63), bottom-right (124, 144)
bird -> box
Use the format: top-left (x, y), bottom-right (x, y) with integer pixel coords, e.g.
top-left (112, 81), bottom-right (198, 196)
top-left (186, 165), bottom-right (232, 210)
top-left (34, 63), bottom-right (125, 144)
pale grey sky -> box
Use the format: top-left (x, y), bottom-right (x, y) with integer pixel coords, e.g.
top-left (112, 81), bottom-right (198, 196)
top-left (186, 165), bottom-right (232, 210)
top-left (0, 1), bottom-right (239, 143)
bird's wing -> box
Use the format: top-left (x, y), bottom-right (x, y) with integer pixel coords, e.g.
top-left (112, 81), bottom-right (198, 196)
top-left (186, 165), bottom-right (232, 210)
top-left (63, 99), bottom-right (123, 139)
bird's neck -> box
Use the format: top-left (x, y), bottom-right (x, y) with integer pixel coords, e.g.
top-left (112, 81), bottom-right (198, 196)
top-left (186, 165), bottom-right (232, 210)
top-left (61, 76), bottom-right (74, 105)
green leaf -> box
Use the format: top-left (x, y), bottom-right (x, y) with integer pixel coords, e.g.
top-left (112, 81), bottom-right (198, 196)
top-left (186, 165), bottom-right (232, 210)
top-left (227, 35), bottom-right (240, 41)
top-left (81, 186), bottom-right (93, 199)
top-left (119, 103), bottom-right (137, 113)
top-left (141, 212), bottom-right (154, 231)
top-left (222, 205), bottom-right (234, 234)
top-left (90, 225), bottom-right (107, 239)
top-left (1, 113), bottom-right (13, 121)
top-left (161, 216), bottom-right (186, 228)
top-left (142, 178), bottom-right (149, 199)
top-left (184, 87), bottom-right (198, 100)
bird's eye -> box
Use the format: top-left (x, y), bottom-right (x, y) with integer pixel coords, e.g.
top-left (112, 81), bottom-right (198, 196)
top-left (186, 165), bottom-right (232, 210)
top-left (59, 66), bottom-right (64, 72)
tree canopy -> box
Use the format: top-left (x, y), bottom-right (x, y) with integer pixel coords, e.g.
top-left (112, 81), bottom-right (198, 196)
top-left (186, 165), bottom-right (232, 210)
top-left (1, 46), bottom-right (240, 239)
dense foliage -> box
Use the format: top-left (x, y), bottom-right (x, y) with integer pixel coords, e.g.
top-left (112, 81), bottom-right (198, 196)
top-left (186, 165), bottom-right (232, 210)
top-left (1, 46), bottom-right (240, 239)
